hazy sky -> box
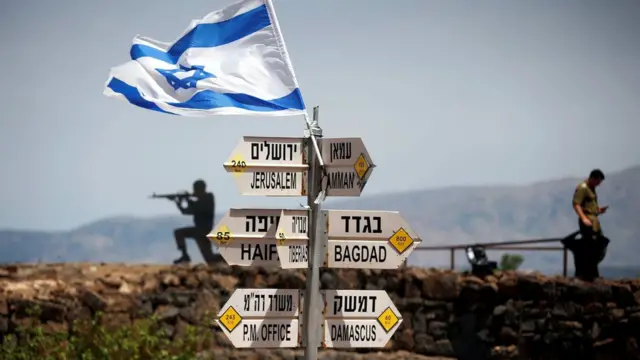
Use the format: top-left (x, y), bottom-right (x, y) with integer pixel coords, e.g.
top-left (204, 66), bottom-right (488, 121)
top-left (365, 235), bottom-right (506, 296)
top-left (1, 0), bottom-right (639, 230)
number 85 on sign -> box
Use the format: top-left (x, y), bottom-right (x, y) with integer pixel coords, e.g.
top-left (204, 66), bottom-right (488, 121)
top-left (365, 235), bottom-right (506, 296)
top-left (208, 226), bottom-right (232, 246)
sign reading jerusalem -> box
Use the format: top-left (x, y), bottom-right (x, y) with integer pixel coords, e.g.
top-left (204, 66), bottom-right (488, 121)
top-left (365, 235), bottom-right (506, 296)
top-left (320, 137), bottom-right (375, 197)
top-left (208, 208), bottom-right (309, 268)
top-left (224, 136), bottom-right (308, 196)
top-left (323, 210), bottom-right (421, 269)
top-left (217, 288), bottom-right (301, 348)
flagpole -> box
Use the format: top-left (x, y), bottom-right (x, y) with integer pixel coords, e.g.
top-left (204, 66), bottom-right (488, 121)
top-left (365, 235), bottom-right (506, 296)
top-left (302, 106), bottom-right (323, 360)
top-left (263, 0), bottom-right (325, 168)
top-left (265, 2), bottom-right (324, 359)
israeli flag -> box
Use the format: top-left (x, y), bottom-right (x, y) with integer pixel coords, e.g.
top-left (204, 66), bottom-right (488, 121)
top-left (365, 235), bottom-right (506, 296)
top-left (103, 0), bottom-right (306, 116)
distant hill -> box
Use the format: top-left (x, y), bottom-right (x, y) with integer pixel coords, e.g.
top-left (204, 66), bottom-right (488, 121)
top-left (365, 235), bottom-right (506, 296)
top-left (1, 165), bottom-right (639, 277)
top-left (0, 216), bottom-right (192, 264)
top-left (333, 164), bottom-right (640, 271)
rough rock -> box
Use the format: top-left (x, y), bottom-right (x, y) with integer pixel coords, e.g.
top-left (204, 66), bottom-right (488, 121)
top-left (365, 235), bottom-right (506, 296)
top-left (2, 263), bottom-right (640, 359)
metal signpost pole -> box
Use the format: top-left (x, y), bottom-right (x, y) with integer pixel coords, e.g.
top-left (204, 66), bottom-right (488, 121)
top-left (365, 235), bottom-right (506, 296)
top-left (304, 106), bottom-right (322, 360)
top-left (212, 104), bottom-right (411, 352)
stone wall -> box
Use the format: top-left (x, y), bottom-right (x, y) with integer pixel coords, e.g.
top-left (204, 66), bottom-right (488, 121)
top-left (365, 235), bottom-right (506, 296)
top-left (1, 263), bottom-right (640, 359)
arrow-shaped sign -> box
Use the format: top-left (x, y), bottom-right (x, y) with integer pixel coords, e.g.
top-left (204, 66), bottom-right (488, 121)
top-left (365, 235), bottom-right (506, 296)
top-left (323, 289), bottom-right (402, 348)
top-left (322, 209), bottom-right (421, 269)
top-left (320, 137), bottom-right (376, 197)
top-left (207, 208), bottom-right (309, 268)
top-left (216, 288), bottom-right (302, 348)
top-left (224, 136), bottom-right (308, 197)
top-left (299, 290), bottom-right (402, 348)
top-left (274, 210), bottom-right (310, 269)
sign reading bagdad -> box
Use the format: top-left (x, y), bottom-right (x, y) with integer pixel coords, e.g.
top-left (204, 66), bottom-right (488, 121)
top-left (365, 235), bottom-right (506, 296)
top-left (323, 210), bottom-right (421, 269)
top-left (224, 136), bottom-right (309, 197)
top-left (217, 288), bottom-right (301, 348)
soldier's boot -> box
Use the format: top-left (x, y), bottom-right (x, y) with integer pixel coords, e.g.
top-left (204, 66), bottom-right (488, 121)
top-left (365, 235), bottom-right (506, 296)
top-left (173, 254), bottom-right (191, 264)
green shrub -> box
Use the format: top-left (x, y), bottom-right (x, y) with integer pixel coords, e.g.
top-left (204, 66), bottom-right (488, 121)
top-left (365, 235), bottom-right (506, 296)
top-left (0, 308), bottom-right (215, 360)
top-left (499, 253), bottom-right (524, 271)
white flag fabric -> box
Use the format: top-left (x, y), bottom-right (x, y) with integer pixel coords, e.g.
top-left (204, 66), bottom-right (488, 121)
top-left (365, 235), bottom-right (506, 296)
top-left (103, 0), bottom-right (306, 116)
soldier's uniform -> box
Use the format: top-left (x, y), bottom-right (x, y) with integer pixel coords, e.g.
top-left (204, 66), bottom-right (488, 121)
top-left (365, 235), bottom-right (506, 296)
top-left (573, 181), bottom-right (602, 236)
top-left (572, 181), bottom-right (609, 280)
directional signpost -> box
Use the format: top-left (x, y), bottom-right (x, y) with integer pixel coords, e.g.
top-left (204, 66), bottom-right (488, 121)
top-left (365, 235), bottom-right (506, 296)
top-left (274, 209), bottom-right (310, 269)
top-left (212, 106), bottom-right (424, 357)
top-left (320, 137), bottom-right (375, 197)
top-left (207, 208), bottom-right (308, 268)
top-left (322, 290), bottom-right (402, 348)
top-left (322, 210), bottom-right (421, 269)
top-left (216, 288), bottom-right (301, 348)
top-left (297, 290), bottom-right (403, 348)
top-left (224, 136), bottom-right (308, 197)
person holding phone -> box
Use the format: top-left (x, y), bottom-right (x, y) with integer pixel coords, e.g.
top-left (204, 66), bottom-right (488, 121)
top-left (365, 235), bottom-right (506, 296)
top-left (571, 169), bottom-right (609, 281)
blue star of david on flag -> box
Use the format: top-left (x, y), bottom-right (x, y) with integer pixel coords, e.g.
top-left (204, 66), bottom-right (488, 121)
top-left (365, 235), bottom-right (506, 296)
top-left (156, 65), bottom-right (216, 90)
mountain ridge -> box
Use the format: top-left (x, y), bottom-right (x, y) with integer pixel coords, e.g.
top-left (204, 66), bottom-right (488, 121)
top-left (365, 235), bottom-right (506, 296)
top-left (1, 165), bottom-right (638, 275)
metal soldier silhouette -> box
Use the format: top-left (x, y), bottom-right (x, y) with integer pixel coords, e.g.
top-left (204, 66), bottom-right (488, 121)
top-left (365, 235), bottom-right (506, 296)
top-left (151, 179), bottom-right (219, 265)
top-left (570, 169), bottom-right (610, 281)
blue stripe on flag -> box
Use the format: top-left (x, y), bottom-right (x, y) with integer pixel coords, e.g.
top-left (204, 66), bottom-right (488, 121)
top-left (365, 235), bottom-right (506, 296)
top-left (168, 88), bottom-right (305, 111)
top-left (107, 77), bottom-right (305, 113)
top-left (107, 78), bottom-right (176, 115)
top-left (130, 5), bottom-right (271, 65)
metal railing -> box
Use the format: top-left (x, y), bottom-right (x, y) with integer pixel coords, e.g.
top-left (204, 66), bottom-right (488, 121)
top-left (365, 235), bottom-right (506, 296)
top-left (410, 234), bottom-right (578, 276)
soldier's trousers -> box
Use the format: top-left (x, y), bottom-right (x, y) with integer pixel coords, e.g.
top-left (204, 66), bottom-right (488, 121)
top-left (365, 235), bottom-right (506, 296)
top-left (573, 223), bottom-right (610, 281)
top-left (174, 226), bottom-right (220, 264)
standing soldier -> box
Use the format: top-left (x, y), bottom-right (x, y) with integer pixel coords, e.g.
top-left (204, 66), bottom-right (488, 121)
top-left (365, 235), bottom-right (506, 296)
top-left (571, 169), bottom-right (609, 281)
